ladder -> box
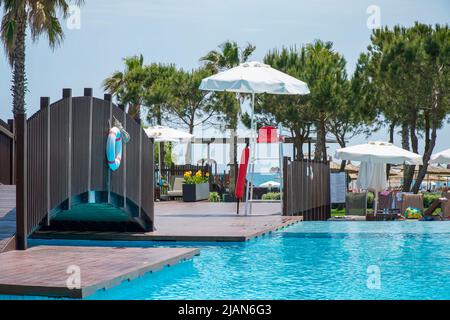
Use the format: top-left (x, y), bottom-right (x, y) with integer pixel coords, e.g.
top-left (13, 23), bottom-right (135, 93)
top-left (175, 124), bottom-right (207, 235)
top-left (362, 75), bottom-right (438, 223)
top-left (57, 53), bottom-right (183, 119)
top-left (244, 126), bottom-right (284, 215)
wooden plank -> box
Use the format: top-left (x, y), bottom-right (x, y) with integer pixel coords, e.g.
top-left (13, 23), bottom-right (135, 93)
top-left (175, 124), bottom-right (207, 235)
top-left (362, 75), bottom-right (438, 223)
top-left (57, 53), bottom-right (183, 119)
top-left (0, 245), bottom-right (199, 298)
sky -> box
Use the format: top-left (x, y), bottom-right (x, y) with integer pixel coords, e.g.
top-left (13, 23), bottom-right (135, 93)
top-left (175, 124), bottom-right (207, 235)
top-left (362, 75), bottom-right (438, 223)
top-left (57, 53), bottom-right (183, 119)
top-left (0, 0), bottom-right (449, 166)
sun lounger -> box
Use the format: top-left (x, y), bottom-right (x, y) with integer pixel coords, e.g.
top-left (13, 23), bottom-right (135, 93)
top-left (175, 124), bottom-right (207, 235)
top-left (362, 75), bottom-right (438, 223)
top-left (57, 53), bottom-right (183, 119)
top-left (167, 177), bottom-right (184, 199)
top-left (345, 192), bottom-right (367, 216)
top-left (377, 190), bottom-right (395, 212)
top-left (369, 190), bottom-right (402, 220)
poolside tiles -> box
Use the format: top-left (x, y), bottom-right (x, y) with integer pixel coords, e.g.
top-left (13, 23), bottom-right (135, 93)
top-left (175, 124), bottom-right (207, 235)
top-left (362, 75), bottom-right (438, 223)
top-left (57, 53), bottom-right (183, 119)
top-left (0, 245), bottom-right (199, 298)
top-left (34, 202), bottom-right (303, 242)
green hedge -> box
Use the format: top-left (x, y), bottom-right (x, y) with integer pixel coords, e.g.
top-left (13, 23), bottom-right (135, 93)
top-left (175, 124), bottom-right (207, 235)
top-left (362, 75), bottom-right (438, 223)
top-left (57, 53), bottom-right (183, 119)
top-left (262, 192), bottom-right (281, 200)
top-left (423, 193), bottom-right (441, 208)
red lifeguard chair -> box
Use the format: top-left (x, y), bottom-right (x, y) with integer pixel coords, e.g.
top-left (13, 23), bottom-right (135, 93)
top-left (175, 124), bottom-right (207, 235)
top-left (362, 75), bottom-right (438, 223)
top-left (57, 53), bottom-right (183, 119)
top-left (244, 125), bottom-right (284, 215)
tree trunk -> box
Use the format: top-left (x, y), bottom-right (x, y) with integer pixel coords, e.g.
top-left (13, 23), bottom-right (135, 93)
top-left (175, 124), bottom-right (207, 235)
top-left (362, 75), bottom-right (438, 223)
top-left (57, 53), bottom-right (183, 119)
top-left (401, 123), bottom-right (414, 192)
top-left (184, 123), bottom-right (194, 164)
top-left (294, 140), bottom-right (304, 160)
top-left (293, 130), bottom-right (305, 160)
top-left (155, 109), bottom-right (165, 171)
top-left (128, 104), bottom-right (141, 120)
top-left (314, 115), bottom-right (327, 162)
top-left (12, 11), bottom-right (28, 250)
top-left (12, 11), bottom-right (27, 116)
top-left (411, 114), bottom-right (438, 194)
top-left (386, 122), bottom-right (396, 180)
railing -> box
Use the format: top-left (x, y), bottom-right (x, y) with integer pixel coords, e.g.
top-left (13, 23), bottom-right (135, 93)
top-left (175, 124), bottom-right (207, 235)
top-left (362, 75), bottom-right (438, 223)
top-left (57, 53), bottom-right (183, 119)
top-left (0, 119), bottom-right (14, 185)
top-left (283, 156), bottom-right (331, 220)
top-left (15, 88), bottom-right (154, 248)
top-left (156, 164), bottom-right (212, 198)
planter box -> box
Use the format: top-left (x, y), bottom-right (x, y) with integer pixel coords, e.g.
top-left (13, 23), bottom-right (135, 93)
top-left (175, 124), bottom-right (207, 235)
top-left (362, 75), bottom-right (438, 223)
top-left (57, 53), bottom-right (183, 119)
top-left (183, 183), bottom-right (209, 202)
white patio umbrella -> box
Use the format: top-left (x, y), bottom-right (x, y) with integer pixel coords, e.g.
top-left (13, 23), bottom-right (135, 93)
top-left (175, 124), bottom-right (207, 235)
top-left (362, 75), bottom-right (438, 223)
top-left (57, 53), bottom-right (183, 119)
top-left (199, 61), bottom-right (309, 215)
top-left (144, 125), bottom-right (193, 143)
top-left (335, 141), bottom-right (423, 213)
top-left (144, 126), bottom-right (194, 184)
top-left (430, 149), bottom-right (450, 164)
top-left (259, 181), bottom-right (281, 188)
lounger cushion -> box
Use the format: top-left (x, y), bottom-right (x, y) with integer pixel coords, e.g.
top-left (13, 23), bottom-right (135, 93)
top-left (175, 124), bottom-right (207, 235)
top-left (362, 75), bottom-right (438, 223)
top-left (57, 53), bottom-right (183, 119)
top-left (167, 190), bottom-right (183, 197)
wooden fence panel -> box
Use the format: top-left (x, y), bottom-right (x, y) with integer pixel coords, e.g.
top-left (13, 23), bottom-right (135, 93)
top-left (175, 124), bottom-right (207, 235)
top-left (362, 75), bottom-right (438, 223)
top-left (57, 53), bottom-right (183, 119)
top-left (110, 107), bottom-right (125, 197)
top-left (124, 113), bottom-right (141, 209)
top-left (71, 97), bottom-right (91, 196)
top-left (49, 99), bottom-right (70, 210)
top-left (90, 98), bottom-right (110, 191)
top-left (283, 157), bottom-right (331, 221)
top-left (141, 130), bottom-right (154, 223)
top-left (26, 109), bottom-right (48, 233)
top-left (0, 120), bottom-right (14, 185)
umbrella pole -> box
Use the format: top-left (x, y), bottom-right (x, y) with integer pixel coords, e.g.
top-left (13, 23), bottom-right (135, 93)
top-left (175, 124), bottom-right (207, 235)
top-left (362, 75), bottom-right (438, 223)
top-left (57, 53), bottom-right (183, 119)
top-left (158, 141), bottom-right (162, 185)
top-left (245, 92), bottom-right (256, 216)
top-left (374, 190), bottom-right (378, 216)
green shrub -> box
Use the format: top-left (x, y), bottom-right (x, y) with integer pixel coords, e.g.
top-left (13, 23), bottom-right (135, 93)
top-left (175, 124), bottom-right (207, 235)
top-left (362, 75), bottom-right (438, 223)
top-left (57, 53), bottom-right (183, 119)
top-left (423, 192), bottom-right (441, 208)
top-left (367, 192), bottom-right (374, 209)
top-left (262, 192), bottom-right (281, 200)
top-left (209, 192), bottom-right (221, 202)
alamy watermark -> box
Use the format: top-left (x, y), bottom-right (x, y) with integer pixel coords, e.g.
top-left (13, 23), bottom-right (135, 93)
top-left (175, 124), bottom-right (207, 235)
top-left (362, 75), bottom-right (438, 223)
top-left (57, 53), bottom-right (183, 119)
top-left (66, 265), bottom-right (81, 290)
top-left (66, 5), bottom-right (82, 30)
top-left (366, 5), bottom-right (381, 30)
top-left (366, 265), bottom-right (381, 290)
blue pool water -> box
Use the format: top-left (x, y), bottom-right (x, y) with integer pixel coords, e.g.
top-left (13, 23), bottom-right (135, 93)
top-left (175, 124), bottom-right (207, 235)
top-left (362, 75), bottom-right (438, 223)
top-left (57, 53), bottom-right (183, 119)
top-left (1, 221), bottom-right (450, 300)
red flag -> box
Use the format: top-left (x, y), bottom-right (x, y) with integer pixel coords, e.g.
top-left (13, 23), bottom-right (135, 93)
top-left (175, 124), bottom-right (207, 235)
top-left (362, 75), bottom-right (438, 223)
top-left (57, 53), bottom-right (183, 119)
top-left (235, 146), bottom-right (250, 200)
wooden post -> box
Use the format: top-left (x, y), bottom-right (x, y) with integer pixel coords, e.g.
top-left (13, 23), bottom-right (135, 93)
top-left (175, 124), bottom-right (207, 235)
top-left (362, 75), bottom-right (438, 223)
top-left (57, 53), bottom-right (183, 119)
top-left (63, 89), bottom-right (72, 209)
top-left (7, 119), bottom-right (15, 185)
top-left (104, 93), bottom-right (112, 102)
top-left (84, 88), bottom-right (93, 97)
top-left (15, 113), bottom-right (27, 250)
top-left (40, 97), bottom-right (50, 225)
top-left (85, 89), bottom-right (93, 193)
top-left (282, 156), bottom-right (290, 216)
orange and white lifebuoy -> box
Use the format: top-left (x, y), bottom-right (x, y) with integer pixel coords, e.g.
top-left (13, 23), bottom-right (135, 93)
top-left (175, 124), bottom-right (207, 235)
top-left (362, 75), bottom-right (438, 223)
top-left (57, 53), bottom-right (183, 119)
top-left (106, 127), bottom-right (122, 171)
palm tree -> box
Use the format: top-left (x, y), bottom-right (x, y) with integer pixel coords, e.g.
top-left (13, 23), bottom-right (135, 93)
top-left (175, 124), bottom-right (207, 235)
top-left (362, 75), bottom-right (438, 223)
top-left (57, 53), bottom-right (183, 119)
top-left (1, 0), bottom-right (83, 250)
top-left (1, 0), bottom-right (83, 116)
top-left (200, 40), bottom-right (256, 72)
top-left (200, 41), bottom-right (255, 195)
top-left (103, 54), bottom-right (147, 119)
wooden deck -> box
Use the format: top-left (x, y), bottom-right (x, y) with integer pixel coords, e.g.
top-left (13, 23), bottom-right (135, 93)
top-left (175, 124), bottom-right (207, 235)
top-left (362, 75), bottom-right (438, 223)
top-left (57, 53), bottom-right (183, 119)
top-left (34, 201), bottom-right (302, 242)
top-left (0, 245), bottom-right (199, 298)
top-left (0, 185), bottom-right (16, 252)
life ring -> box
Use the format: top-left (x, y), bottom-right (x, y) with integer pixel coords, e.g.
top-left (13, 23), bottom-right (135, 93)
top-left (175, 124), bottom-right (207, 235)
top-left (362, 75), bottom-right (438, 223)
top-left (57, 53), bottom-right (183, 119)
top-left (106, 127), bottom-right (122, 171)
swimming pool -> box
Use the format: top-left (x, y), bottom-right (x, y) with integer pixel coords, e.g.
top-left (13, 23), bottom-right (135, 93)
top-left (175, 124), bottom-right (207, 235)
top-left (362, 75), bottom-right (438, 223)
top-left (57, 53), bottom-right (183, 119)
top-left (2, 221), bottom-right (450, 300)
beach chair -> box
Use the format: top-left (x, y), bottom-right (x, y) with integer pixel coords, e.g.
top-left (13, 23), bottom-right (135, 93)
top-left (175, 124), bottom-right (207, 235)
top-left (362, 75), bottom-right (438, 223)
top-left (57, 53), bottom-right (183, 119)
top-left (167, 176), bottom-right (184, 199)
top-left (401, 194), bottom-right (424, 217)
top-left (366, 190), bottom-right (402, 220)
top-left (377, 190), bottom-right (394, 212)
top-left (345, 192), bottom-right (367, 216)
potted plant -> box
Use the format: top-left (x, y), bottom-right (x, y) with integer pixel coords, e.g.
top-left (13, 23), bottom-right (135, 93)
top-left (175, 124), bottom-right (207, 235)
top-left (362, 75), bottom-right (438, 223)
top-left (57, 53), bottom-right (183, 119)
top-left (182, 170), bottom-right (210, 202)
